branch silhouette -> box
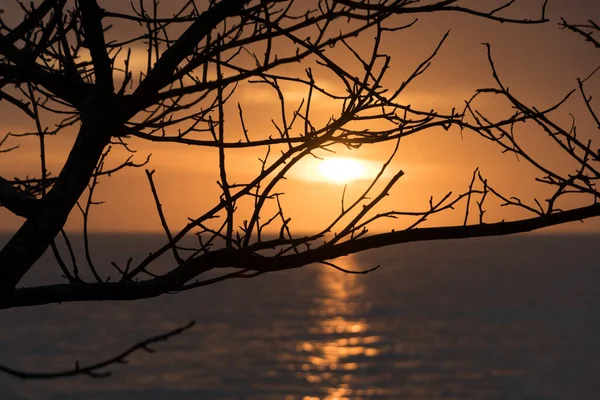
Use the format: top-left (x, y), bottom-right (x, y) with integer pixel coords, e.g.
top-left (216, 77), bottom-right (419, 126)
top-left (0, 321), bottom-right (195, 379)
top-left (0, 0), bottom-right (597, 379)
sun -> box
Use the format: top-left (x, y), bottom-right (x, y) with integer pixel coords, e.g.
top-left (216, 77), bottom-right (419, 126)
top-left (318, 157), bottom-right (367, 184)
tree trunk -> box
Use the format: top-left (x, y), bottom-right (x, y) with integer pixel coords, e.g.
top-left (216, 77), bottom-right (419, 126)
top-left (0, 118), bottom-right (112, 295)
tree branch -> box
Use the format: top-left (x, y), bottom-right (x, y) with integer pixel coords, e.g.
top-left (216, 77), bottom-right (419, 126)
top-left (4, 202), bottom-right (600, 309)
top-left (0, 176), bottom-right (38, 218)
top-left (0, 321), bottom-right (195, 379)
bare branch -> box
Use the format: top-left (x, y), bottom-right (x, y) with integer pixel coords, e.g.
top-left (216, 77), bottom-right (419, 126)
top-left (0, 321), bottom-right (195, 379)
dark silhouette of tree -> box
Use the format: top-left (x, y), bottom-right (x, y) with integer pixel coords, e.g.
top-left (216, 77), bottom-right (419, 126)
top-left (0, 0), bottom-right (598, 378)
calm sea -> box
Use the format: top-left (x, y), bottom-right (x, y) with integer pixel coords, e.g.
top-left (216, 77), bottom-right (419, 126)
top-left (0, 233), bottom-right (598, 399)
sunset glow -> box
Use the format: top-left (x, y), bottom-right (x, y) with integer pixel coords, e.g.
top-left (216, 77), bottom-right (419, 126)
top-left (317, 158), bottom-right (368, 184)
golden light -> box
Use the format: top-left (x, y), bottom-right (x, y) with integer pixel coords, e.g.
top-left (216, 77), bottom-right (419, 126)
top-left (317, 157), bottom-right (367, 184)
top-left (288, 256), bottom-right (386, 400)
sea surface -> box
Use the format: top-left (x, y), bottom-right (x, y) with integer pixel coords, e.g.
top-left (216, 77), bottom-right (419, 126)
top-left (0, 233), bottom-right (598, 399)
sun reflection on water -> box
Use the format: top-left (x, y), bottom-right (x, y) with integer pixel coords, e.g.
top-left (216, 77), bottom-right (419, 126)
top-left (292, 255), bottom-right (383, 400)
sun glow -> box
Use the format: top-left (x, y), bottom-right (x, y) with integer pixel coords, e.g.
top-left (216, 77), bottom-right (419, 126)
top-left (317, 158), bottom-right (367, 183)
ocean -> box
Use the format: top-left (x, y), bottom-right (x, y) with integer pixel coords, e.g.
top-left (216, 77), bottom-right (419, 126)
top-left (0, 233), bottom-right (598, 399)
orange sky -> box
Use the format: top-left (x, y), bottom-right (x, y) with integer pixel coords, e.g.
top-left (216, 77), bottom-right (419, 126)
top-left (1, 0), bottom-right (600, 234)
